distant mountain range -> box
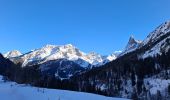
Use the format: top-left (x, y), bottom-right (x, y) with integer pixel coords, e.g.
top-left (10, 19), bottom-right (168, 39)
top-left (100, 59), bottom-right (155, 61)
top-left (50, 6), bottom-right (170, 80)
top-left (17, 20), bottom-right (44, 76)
top-left (3, 44), bottom-right (121, 79)
top-left (4, 44), bottom-right (119, 67)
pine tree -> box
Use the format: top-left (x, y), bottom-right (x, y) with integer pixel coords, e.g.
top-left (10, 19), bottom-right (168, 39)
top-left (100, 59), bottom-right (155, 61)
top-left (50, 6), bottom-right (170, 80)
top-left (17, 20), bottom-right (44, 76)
top-left (168, 84), bottom-right (170, 95)
top-left (157, 90), bottom-right (162, 100)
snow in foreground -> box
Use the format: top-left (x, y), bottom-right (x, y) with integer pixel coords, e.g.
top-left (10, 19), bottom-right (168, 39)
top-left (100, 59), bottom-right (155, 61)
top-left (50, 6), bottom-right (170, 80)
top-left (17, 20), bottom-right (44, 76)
top-left (0, 76), bottom-right (128, 100)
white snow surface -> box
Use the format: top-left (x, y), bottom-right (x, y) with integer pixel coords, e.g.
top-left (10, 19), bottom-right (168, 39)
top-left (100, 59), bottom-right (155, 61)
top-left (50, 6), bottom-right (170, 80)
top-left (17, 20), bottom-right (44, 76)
top-left (144, 78), bottom-right (170, 95)
top-left (0, 76), bottom-right (128, 100)
top-left (5, 44), bottom-right (117, 68)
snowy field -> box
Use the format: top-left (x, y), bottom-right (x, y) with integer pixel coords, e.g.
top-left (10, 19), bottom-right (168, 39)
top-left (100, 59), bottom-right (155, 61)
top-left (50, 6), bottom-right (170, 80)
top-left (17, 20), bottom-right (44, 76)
top-left (0, 76), bottom-right (128, 100)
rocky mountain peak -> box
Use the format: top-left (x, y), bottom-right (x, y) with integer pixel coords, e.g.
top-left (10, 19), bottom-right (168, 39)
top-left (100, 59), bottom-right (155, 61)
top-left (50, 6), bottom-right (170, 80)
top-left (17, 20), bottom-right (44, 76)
top-left (125, 35), bottom-right (142, 51)
top-left (3, 50), bottom-right (22, 58)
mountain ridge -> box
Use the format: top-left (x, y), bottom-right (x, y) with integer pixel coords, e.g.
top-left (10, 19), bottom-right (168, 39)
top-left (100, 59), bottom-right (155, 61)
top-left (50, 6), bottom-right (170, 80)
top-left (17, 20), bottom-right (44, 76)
top-left (4, 44), bottom-right (118, 68)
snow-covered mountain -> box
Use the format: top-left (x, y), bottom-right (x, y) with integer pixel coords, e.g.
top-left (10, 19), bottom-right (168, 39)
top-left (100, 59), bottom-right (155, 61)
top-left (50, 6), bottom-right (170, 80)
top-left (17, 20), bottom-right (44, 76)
top-left (5, 44), bottom-right (117, 68)
top-left (1, 20), bottom-right (170, 100)
top-left (3, 50), bottom-right (22, 58)
top-left (143, 21), bottom-right (170, 45)
top-left (3, 44), bottom-right (119, 79)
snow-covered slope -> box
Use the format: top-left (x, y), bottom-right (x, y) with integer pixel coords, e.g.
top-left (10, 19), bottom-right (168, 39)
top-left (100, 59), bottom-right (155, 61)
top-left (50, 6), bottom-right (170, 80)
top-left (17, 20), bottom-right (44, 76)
top-left (3, 50), bottom-right (22, 58)
top-left (143, 21), bottom-right (170, 45)
top-left (102, 52), bottom-right (120, 64)
top-left (0, 75), bottom-right (128, 100)
top-left (141, 36), bottom-right (170, 58)
top-left (5, 44), bottom-right (117, 68)
top-left (140, 20), bottom-right (170, 58)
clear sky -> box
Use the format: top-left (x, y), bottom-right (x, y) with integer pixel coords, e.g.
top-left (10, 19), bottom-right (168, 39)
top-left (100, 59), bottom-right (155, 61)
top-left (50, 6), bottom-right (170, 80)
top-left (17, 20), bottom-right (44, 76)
top-left (0, 0), bottom-right (170, 55)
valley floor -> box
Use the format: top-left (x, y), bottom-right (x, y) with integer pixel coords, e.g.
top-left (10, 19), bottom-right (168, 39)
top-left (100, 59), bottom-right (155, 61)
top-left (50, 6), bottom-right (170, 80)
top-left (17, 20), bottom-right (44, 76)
top-left (0, 76), bottom-right (128, 100)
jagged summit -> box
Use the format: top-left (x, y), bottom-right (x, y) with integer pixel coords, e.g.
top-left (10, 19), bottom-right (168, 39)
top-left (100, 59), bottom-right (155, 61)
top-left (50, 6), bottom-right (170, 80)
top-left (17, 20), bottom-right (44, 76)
top-left (119, 35), bottom-right (142, 56)
top-left (126, 35), bottom-right (138, 49)
top-left (125, 35), bottom-right (142, 51)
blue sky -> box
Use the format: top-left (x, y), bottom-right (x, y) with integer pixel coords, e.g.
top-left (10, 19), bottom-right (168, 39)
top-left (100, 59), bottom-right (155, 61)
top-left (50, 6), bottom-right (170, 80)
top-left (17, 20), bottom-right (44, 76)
top-left (0, 0), bottom-right (170, 55)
